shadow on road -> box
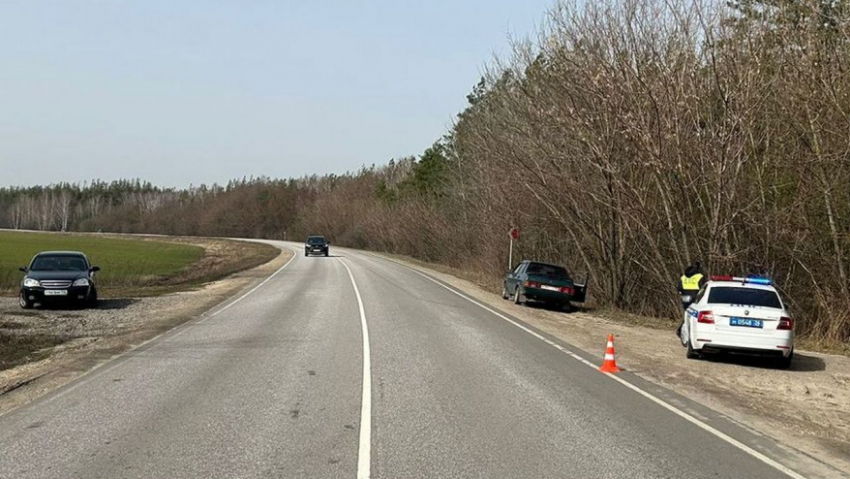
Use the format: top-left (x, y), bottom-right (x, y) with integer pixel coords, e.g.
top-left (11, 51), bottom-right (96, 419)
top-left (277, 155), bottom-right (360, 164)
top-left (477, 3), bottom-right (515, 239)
top-left (34, 298), bottom-right (138, 311)
top-left (95, 298), bottom-right (138, 310)
top-left (522, 301), bottom-right (582, 314)
top-left (705, 350), bottom-right (826, 372)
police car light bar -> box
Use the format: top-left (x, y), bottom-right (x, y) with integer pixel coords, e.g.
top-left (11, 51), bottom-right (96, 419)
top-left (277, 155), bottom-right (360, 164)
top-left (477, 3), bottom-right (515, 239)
top-left (709, 275), bottom-right (772, 285)
top-left (710, 275), bottom-right (734, 281)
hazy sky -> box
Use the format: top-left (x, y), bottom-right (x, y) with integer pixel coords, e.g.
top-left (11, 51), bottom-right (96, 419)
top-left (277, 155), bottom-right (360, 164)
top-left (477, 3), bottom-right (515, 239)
top-left (0, 1), bottom-right (552, 188)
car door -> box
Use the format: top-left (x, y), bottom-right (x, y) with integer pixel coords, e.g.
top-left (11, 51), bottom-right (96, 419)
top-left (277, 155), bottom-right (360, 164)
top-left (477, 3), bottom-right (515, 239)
top-left (512, 262), bottom-right (528, 293)
top-left (683, 286), bottom-right (708, 340)
top-left (572, 276), bottom-right (589, 303)
top-left (506, 262), bottom-right (526, 292)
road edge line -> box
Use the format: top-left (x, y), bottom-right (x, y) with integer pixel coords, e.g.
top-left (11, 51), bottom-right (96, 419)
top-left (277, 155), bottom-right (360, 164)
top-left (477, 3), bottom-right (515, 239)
top-left (207, 247), bottom-right (298, 317)
top-left (0, 243), bottom-right (298, 421)
top-left (370, 253), bottom-right (808, 479)
top-left (339, 258), bottom-right (372, 479)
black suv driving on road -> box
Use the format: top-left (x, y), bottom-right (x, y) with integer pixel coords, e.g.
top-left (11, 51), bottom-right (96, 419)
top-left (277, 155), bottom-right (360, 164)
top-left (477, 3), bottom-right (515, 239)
top-left (19, 251), bottom-right (100, 309)
top-left (304, 236), bottom-right (329, 257)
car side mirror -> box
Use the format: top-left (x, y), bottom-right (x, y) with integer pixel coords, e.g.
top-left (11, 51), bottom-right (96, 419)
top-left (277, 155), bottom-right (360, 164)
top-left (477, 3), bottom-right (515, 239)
top-left (19, 266), bottom-right (27, 273)
top-left (91, 266), bottom-right (101, 273)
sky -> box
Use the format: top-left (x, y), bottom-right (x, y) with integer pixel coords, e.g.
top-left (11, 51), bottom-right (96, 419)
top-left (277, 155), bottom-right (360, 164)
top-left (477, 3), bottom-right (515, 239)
top-left (0, 0), bottom-right (552, 188)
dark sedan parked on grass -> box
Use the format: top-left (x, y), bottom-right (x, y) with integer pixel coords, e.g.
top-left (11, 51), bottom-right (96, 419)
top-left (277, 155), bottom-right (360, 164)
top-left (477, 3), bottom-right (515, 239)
top-left (503, 260), bottom-right (587, 310)
top-left (19, 251), bottom-right (100, 309)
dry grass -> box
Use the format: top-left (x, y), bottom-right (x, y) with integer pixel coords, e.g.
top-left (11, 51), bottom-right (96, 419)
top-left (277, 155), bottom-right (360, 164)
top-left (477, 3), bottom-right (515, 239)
top-left (380, 252), bottom-right (849, 357)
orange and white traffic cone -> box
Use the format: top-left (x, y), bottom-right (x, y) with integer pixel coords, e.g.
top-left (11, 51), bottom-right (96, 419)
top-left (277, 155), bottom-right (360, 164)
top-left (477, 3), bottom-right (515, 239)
top-left (599, 334), bottom-right (621, 373)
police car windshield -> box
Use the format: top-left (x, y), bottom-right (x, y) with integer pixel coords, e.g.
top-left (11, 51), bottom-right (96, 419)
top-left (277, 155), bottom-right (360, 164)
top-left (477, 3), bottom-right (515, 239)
top-left (708, 287), bottom-right (781, 309)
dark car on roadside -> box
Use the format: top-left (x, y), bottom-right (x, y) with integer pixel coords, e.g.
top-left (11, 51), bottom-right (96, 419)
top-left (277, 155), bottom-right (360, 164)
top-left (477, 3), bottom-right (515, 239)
top-left (19, 251), bottom-right (100, 309)
top-left (503, 260), bottom-right (587, 310)
top-left (304, 236), bottom-right (330, 257)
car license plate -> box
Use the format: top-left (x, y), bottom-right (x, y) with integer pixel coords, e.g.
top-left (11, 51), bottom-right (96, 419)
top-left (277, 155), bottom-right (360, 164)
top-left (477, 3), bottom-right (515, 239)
top-left (44, 290), bottom-right (68, 297)
top-left (540, 285), bottom-right (559, 291)
top-left (730, 317), bottom-right (763, 328)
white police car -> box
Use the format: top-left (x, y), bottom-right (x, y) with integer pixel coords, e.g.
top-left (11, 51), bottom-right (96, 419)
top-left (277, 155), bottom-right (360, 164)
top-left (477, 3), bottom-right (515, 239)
top-left (680, 276), bottom-right (794, 368)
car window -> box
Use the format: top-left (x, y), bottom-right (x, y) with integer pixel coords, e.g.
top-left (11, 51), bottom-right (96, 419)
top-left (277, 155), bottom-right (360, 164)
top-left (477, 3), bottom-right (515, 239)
top-left (31, 256), bottom-right (88, 272)
top-left (525, 263), bottom-right (570, 279)
top-left (307, 237), bottom-right (326, 244)
top-left (512, 263), bottom-right (525, 275)
top-left (707, 287), bottom-right (782, 309)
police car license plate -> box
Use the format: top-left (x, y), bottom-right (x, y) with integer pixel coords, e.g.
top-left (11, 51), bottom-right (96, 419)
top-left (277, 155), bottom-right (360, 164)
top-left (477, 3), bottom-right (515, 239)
top-left (730, 317), bottom-right (763, 328)
top-left (44, 290), bottom-right (68, 296)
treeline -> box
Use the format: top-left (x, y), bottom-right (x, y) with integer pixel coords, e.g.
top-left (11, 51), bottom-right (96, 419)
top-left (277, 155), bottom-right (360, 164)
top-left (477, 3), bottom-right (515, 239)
top-left (3, 0), bottom-right (850, 343)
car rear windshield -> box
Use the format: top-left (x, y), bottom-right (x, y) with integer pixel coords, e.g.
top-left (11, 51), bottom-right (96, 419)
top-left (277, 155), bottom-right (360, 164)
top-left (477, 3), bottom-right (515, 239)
top-left (30, 255), bottom-right (88, 272)
top-left (707, 287), bottom-right (782, 309)
top-left (526, 263), bottom-right (570, 279)
top-left (307, 237), bottom-right (326, 244)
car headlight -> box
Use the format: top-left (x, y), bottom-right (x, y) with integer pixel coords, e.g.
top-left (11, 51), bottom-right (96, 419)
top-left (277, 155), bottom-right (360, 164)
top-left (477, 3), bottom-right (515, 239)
top-left (72, 278), bottom-right (90, 287)
top-left (23, 278), bottom-right (40, 288)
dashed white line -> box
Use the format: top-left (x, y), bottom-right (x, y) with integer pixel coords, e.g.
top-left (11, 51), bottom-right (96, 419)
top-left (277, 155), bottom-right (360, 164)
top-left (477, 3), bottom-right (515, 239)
top-left (339, 258), bottom-right (372, 479)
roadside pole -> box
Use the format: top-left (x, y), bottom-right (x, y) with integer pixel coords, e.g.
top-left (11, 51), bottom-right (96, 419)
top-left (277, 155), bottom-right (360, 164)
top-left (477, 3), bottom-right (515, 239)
top-left (509, 227), bottom-right (519, 270)
top-left (509, 236), bottom-right (513, 271)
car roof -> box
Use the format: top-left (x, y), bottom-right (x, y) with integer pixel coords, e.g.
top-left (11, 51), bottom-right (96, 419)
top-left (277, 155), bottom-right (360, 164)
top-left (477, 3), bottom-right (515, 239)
top-left (524, 260), bottom-right (565, 268)
top-left (35, 251), bottom-right (88, 257)
top-left (706, 280), bottom-right (777, 292)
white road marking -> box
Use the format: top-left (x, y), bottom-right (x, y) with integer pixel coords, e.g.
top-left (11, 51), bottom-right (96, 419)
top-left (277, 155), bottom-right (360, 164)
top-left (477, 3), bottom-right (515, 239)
top-left (339, 258), bottom-right (372, 479)
top-left (0, 244), bottom-right (298, 420)
top-left (374, 254), bottom-right (807, 479)
top-left (208, 247), bottom-right (297, 317)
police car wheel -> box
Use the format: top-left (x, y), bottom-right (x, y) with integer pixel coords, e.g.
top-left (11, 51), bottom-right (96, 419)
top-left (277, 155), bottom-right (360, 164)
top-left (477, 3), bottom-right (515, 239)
top-left (776, 349), bottom-right (793, 370)
top-left (502, 284), bottom-right (509, 299)
top-left (685, 337), bottom-right (701, 360)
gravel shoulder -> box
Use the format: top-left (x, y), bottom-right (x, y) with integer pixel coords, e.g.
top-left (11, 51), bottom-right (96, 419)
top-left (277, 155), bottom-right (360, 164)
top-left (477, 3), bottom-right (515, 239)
top-left (0, 242), bottom-right (293, 416)
top-left (380, 254), bottom-right (850, 477)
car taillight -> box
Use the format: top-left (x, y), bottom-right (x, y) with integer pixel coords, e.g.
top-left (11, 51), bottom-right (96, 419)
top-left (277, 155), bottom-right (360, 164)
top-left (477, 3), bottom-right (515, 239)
top-left (524, 281), bottom-right (540, 288)
top-left (778, 317), bottom-right (794, 330)
top-left (560, 286), bottom-right (574, 295)
top-left (697, 311), bottom-right (715, 324)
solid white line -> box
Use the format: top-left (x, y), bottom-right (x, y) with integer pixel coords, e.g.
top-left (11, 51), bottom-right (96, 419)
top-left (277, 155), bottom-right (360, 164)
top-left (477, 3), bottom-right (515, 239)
top-left (375, 256), bottom-right (807, 479)
top-left (339, 258), bottom-right (372, 479)
top-left (208, 247), bottom-right (297, 317)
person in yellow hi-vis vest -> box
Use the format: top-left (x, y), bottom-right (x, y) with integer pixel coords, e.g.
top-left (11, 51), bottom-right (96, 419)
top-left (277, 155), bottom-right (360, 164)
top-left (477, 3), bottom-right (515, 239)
top-left (676, 261), bottom-right (706, 336)
top-left (678, 262), bottom-right (706, 307)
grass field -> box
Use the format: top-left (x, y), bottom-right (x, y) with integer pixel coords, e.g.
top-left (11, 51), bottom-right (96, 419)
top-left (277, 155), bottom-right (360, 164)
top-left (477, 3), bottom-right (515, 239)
top-left (0, 231), bottom-right (280, 373)
top-left (0, 231), bottom-right (205, 296)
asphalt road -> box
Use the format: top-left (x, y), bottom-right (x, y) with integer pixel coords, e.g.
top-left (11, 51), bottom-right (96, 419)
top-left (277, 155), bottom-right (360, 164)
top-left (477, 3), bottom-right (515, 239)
top-left (0, 242), bottom-right (810, 478)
